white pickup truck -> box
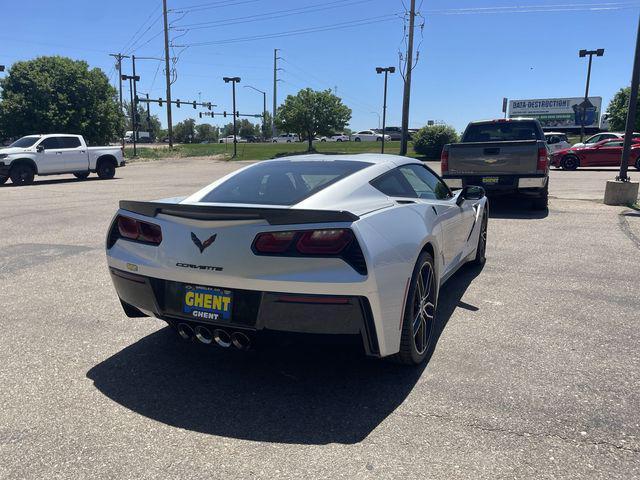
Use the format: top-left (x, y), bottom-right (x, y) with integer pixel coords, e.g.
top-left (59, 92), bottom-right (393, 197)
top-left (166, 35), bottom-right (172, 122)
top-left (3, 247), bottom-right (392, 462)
top-left (0, 134), bottom-right (125, 186)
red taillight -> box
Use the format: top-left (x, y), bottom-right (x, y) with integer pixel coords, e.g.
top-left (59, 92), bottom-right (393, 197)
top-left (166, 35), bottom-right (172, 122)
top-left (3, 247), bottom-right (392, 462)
top-left (296, 229), bottom-right (353, 254)
top-left (537, 146), bottom-right (548, 171)
top-left (441, 147), bottom-right (449, 174)
top-left (116, 215), bottom-right (162, 245)
top-left (253, 229), bottom-right (353, 255)
top-left (253, 231), bottom-right (296, 253)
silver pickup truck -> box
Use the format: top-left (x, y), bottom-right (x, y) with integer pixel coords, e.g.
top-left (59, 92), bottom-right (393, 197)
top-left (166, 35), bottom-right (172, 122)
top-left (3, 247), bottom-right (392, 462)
top-left (441, 119), bottom-right (549, 209)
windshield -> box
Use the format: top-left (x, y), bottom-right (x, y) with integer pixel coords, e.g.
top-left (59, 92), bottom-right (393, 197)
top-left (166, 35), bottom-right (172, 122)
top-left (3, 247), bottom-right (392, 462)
top-left (9, 136), bottom-right (40, 148)
top-left (200, 160), bottom-right (372, 205)
top-left (463, 121), bottom-right (541, 142)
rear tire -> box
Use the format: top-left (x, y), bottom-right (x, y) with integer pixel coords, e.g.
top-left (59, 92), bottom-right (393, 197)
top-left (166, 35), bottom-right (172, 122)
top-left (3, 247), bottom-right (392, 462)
top-left (96, 160), bottom-right (116, 180)
top-left (0, 176), bottom-right (8, 185)
top-left (635, 156), bottom-right (640, 171)
top-left (354, 137), bottom-right (361, 142)
top-left (74, 172), bottom-right (90, 180)
top-left (532, 183), bottom-right (549, 210)
top-left (393, 251), bottom-right (437, 365)
top-left (10, 163), bottom-right (35, 185)
top-left (561, 155), bottom-right (579, 170)
top-left (376, 137), bottom-right (382, 142)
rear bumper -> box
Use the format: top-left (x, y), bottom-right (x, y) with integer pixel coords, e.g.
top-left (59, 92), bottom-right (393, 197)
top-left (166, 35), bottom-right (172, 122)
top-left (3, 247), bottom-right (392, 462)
top-left (109, 268), bottom-right (380, 356)
top-left (443, 174), bottom-right (547, 195)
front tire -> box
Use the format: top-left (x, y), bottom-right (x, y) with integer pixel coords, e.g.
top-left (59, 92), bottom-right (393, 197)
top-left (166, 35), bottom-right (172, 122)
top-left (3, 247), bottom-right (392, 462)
top-left (354, 137), bottom-right (361, 142)
top-left (394, 251), bottom-right (437, 365)
top-left (635, 156), bottom-right (640, 171)
top-left (96, 160), bottom-right (116, 180)
top-left (10, 163), bottom-right (35, 185)
top-left (0, 176), bottom-right (8, 185)
top-left (472, 208), bottom-right (488, 265)
top-left (74, 172), bottom-right (90, 180)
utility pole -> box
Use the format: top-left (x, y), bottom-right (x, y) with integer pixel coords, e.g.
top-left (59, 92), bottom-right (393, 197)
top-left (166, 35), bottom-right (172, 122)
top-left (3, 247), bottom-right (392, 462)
top-left (162, 0), bottom-right (174, 148)
top-left (376, 66), bottom-right (395, 154)
top-left (273, 49), bottom-right (282, 139)
top-left (400, 0), bottom-right (416, 156)
top-left (618, 16), bottom-right (640, 183)
top-left (109, 53), bottom-right (130, 111)
top-left (578, 48), bottom-right (604, 142)
top-left (223, 77), bottom-right (241, 158)
top-left (121, 73), bottom-right (140, 157)
top-left (131, 55), bottom-right (139, 145)
top-left (244, 85), bottom-right (267, 139)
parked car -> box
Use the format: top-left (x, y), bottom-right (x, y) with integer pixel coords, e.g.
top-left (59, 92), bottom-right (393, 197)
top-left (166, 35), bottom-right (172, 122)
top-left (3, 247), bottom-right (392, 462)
top-left (105, 154), bottom-right (488, 365)
top-left (375, 126), bottom-right (403, 141)
top-left (272, 133), bottom-right (299, 143)
top-left (0, 134), bottom-right (125, 186)
top-left (441, 118), bottom-right (549, 210)
top-left (544, 132), bottom-right (571, 153)
top-left (219, 135), bottom-right (247, 144)
top-left (320, 134), bottom-right (350, 142)
top-left (550, 138), bottom-right (640, 170)
top-left (351, 130), bottom-right (390, 142)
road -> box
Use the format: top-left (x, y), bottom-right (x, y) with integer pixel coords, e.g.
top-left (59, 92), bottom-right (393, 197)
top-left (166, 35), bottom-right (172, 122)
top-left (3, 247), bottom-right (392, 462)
top-left (1, 158), bottom-right (639, 479)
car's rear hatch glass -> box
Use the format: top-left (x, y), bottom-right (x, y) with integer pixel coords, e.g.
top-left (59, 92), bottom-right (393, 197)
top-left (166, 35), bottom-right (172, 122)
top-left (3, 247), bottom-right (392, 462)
top-left (199, 160), bottom-right (372, 206)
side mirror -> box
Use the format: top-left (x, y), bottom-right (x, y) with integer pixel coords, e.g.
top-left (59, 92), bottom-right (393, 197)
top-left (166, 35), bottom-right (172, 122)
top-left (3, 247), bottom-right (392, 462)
top-left (36, 145), bottom-right (44, 152)
top-left (456, 185), bottom-right (485, 206)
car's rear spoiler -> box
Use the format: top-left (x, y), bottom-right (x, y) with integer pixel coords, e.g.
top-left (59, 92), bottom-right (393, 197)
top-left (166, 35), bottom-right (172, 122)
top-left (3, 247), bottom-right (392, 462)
top-left (119, 200), bottom-right (359, 225)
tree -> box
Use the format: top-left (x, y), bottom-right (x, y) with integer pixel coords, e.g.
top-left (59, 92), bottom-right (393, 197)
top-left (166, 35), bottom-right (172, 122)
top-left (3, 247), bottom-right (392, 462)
top-left (606, 87), bottom-right (640, 132)
top-left (195, 123), bottom-right (219, 142)
top-left (261, 111), bottom-right (273, 139)
top-left (173, 118), bottom-right (196, 143)
top-left (238, 119), bottom-right (260, 138)
top-left (124, 102), bottom-right (162, 140)
top-left (275, 88), bottom-right (351, 151)
top-left (0, 56), bottom-right (123, 145)
top-left (412, 124), bottom-right (459, 158)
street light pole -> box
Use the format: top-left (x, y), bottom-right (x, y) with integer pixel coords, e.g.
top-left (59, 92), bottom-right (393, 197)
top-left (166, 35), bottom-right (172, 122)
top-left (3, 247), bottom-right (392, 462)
top-left (618, 15), bottom-right (640, 182)
top-left (578, 48), bottom-right (604, 142)
top-left (223, 77), bottom-right (241, 158)
top-left (121, 73), bottom-right (140, 157)
top-left (376, 66), bottom-right (395, 154)
top-left (244, 85), bottom-right (267, 139)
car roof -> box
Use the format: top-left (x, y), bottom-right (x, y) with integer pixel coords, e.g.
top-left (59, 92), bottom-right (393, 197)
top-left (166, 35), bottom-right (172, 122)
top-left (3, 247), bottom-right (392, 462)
top-left (261, 153), bottom-right (414, 166)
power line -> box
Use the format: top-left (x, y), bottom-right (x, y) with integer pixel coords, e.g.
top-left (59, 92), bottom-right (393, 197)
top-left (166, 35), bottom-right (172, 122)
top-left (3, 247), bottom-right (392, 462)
top-left (172, 0), bottom-right (259, 14)
top-left (424, 2), bottom-right (640, 15)
top-left (121, 8), bottom-right (163, 53)
top-left (176, 14), bottom-right (401, 47)
top-left (173, 0), bottom-right (375, 30)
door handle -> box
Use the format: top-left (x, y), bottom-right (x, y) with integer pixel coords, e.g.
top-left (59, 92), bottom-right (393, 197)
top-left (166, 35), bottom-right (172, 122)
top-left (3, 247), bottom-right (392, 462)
top-left (56, 151), bottom-right (63, 155)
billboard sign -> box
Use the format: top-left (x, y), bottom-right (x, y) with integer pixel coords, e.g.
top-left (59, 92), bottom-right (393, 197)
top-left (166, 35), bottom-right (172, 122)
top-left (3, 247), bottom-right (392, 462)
top-left (508, 97), bottom-right (602, 128)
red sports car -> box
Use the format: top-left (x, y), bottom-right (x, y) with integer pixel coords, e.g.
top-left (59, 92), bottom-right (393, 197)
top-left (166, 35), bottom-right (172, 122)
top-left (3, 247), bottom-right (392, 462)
top-left (550, 138), bottom-right (640, 170)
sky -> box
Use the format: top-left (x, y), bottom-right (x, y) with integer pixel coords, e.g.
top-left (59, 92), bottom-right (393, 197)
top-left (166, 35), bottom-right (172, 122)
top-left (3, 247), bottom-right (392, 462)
top-left (1, 0), bottom-right (639, 132)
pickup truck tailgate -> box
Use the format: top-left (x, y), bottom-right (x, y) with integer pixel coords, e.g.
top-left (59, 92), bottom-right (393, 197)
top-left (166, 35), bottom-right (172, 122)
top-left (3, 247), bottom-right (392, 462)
top-left (448, 140), bottom-right (539, 175)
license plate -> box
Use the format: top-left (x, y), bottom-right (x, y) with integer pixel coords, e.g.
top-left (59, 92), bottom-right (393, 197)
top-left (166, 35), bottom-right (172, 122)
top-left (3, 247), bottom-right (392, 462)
top-left (183, 285), bottom-right (233, 322)
top-left (482, 176), bottom-right (499, 184)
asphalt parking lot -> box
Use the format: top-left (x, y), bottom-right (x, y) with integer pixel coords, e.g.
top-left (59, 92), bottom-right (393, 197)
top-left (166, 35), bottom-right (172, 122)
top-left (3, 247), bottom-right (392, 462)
top-left (1, 158), bottom-right (639, 479)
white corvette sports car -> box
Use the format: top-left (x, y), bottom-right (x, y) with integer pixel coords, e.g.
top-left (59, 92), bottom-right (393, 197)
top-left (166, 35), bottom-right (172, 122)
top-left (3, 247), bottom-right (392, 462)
top-left (106, 154), bottom-right (488, 365)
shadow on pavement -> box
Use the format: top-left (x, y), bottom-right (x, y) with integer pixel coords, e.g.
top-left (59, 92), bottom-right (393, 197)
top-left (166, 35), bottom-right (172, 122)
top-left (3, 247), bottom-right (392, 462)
top-left (0, 177), bottom-right (118, 188)
top-left (87, 264), bottom-right (483, 445)
top-left (488, 196), bottom-right (549, 220)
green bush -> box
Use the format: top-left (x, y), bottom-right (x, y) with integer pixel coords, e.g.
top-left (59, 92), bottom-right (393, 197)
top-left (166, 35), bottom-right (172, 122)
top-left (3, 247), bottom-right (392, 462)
top-left (412, 124), bottom-right (459, 158)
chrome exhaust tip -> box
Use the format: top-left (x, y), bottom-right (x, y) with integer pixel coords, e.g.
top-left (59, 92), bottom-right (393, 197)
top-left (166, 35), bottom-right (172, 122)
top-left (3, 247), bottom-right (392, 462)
top-left (213, 329), bottom-right (232, 348)
top-left (177, 323), bottom-right (194, 340)
top-left (194, 325), bottom-right (213, 345)
top-left (231, 331), bottom-right (251, 350)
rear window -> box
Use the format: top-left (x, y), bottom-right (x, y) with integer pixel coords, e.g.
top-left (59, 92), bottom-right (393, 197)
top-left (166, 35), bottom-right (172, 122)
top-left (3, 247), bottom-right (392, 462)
top-left (200, 160), bottom-right (371, 205)
top-left (463, 121), bottom-right (541, 142)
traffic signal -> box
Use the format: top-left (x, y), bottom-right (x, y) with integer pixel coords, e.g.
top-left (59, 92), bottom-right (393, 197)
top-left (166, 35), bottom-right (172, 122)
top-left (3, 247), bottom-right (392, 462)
top-left (223, 111), bottom-right (227, 117)
top-left (158, 98), bottom-right (163, 107)
top-left (207, 103), bottom-right (212, 110)
top-left (176, 99), bottom-right (181, 108)
top-left (192, 101), bottom-right (196, 109)
top-left (199, 112), bottom-right (202, 119)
